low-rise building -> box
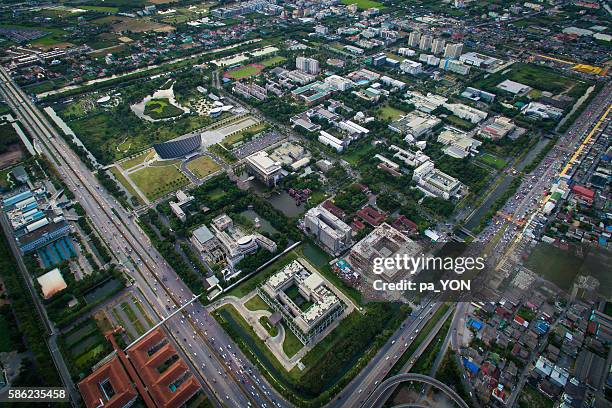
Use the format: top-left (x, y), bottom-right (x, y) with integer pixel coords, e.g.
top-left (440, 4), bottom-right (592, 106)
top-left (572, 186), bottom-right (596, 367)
top-left (496, 79), bottom-right (531, 95)
top-left (479, 116), bottom-right (515, 140)
top-left (404, 91), bottom-right (448, 113)
top-left (413, 161), bottom-right (464, 199)
top-left (443, 102), bottom-right (488, 124)
top-left (521, 102), bottom-right (564, 120)
top-left (400, 59), bottom-right (423, 75)
top-left (258, 259), bottom-right (345, 344)
top-left (348, 223), bottom-right (421, 281)
top-left (390, 145), bottom-right (431, 168)
top-left (245, 151), bottom-right (283, 186)
top-left (389, 111), bottom-right (441, 139)
top-left (437, 128), bottom-right (482, 159)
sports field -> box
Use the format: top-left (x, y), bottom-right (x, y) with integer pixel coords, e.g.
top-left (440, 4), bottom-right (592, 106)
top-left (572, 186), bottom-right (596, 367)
top-left (341, 0), bottom-right (384, 9)
top-left (224, 64), bottom-right (264, 80)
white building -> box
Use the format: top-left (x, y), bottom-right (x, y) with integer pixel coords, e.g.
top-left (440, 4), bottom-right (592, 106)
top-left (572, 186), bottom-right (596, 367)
top-left (258, 259), bottom-right (345, 344)
top-left (324, 75), bottom-right (354, 91)
top-left (444, 43), bottom-right (463, 59)
top-left (438, 58), bottom-right (470, 75)
top-left (296, 56), bottom-right (320, 75)
top-left (431, 38), bottom-right (446, 54)
top-left (437, 128), bottom-right (482, 159)
top-left (413, 161), bottom-right (464, 199)
top-left (304, 205), bottom-right (352, 254)
top-left (408, 31), bottom-right (421, 48)
top-left (405, 91), bottom-right (448, 113)
top-left (419, 53), bottom-right (441, 66)
top-left (245, 151), bottom-right (283, 186)
top-left (390, 145), bottom-right (431, 168)
top-left (318, 131), bottom-right (346, 152)
top-left (348, 223), bottom-right (421, 281)
top-left (389, 111), bottom-right (441, 139)
top-left (443, 102), bottom-right (488, 124)
top-left (419, 34), bottom-right (433, 51)
top-left (400, 59), bottom-right (423, 75)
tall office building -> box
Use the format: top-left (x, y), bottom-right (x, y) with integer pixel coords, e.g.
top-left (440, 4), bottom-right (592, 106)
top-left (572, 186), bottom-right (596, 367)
top-left (408, 31), bottom-right (421, 48)
top-left (419, 34), bottom-right (433, 51)
top-left (444, 43), bottom-right (464, 59)
top-left (304, 206), bottom-right (352, 254)
top-left (431, 38), bottom-right (446, 55)
top-left (296, 56), bottom-right (320, 75)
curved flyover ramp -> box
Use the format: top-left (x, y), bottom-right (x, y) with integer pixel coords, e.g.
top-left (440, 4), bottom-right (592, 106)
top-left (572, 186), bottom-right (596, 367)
top-left (363, 373), bottom-right (469, 408)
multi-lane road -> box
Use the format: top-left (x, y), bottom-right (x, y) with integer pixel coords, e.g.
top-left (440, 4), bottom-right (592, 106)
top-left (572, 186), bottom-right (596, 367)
top-left (0, 66), bottom-right (287, 408)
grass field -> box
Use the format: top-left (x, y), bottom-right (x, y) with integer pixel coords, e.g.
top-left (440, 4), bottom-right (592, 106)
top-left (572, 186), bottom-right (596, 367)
top-left (259, 316), bottom-right (279, 337)
top-left (119, 150), bottom-right (154, 170)
top-left (109, 167), bottom-right (144, 205)
top-left (525, 243), bottom-right (582, 291)
top-left (378, 105), bottom-right (405, 121)
top-left (472, 63), bottom-right (591, 97)
top-left (224, 64), bottom-right (264, 80)
top-left (341, 0), bottom-right (384, 9)
top-left (282, 324), bottom-right (303, 358)
top-left (186, 156), bottom-right (221, 179)
top-left (80, 5), bottom-right (119, 12)
top-left (478, 153), bottom-right (506, 170)
top-left (245, 294), bottom-right (272, 312)
top-left (144, 98), bottom-right (184, 120)
top-left (518, 384), bottom-right (554, 408)
top-left (221, 122), bottom-right (267, 148)
top-left (261, 56), bottom-right (287, 67)
top-left (129, 164), bottom-right (189, 200)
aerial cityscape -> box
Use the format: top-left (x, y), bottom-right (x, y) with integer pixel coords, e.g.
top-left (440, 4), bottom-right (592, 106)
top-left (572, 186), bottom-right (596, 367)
top-left (0, 0), bottom-right (609, 407)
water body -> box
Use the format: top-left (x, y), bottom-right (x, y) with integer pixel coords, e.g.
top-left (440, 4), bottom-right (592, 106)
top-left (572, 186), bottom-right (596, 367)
top-left (237, 171), bottom-right (305, 217)
top-left (239, 209), bottom-right (279, 235)
top-left (464, 138), bottom-right (550, 231)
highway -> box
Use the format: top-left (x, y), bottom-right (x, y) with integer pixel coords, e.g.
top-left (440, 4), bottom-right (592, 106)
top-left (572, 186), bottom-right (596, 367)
top-left (0, 66), bottom-right (287, 408)
top-left (324, 297), bottom-right (442, 408)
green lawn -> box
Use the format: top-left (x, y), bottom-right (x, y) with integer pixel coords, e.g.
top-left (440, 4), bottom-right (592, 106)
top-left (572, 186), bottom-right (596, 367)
top-left (80, 5), bottom-right (119, 12)
top-left (186, 156), bottom-right (221, 179)
top-left (221, 122), bottom-right (268, 149)
top-left (282, 324), bottom-right (303, 358)
top-left (129, 164), bottom-right (189, 200)
top-left (259, 316), bottom-right (279, 337)
top-left (478, 153), bottom-right (506, 170)
top-left (119, 150), bottom-right (153, 170)
top-left (341, 0), bottom-right (384, 9)
top-left (261, 56), bottom-right (287, 67)
top-left (109, 166), bottom-right (144, 205)
top-left (144, 98), bottom-right (184, 120)
top-left (245, 294), bottom-right (272, 312)
top-left (225, 65), bottom-right (262, 79)
top-left (378, 105), bottom-right (406, 121)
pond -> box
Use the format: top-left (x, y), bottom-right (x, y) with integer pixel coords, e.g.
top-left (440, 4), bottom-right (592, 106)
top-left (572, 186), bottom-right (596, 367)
top-left (239, 209), bottom-right (279, 235)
